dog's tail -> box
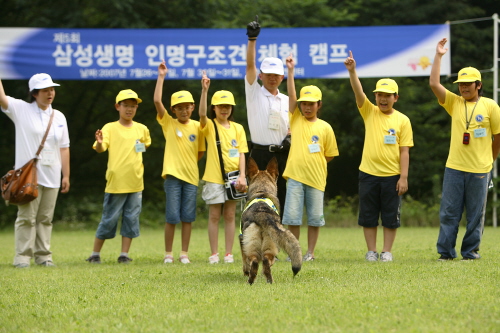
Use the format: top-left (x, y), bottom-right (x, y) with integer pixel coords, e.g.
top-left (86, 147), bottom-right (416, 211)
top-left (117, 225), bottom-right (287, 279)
top-left (267, 224), bottom-right (302, 276)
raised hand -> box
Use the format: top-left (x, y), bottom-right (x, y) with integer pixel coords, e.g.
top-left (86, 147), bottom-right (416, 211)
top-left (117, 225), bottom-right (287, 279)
top-left (158, 59), bottom-right (168, 77)
top-left (247, 15), bottom-right (260, 38)
top-left (344, 50), bottom-right (356, 71)
top-left (201, 70), bottom-right (210, 91)
top-left (286, 53), bottom-right (295, 69)
top-left (95, 129), bottom-right (103, 144)
top-left (436, 38), bottom-right (448, 56)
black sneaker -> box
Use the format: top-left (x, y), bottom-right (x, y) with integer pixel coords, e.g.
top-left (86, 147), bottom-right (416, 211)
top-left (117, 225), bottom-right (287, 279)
top-left (86, 255), bottom-right (101, 264)
top-left (437, 255), bottom-right (453, 261)
top-left (117, 255), bottom-right (133, 264)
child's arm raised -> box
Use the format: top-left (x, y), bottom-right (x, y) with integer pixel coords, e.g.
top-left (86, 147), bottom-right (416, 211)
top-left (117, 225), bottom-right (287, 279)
top-left (154, 60), bottom-right (168, 119)
top-left (286, 54), bottom-right (297, 114)
top-left (94, 129), bottom-right (105, 153)
top-left (344, 51), bottom-right (365, 108)
top-left (199, 70), bottom-right (210, 128)
top-left (429, 38), bottom-right (448, 104)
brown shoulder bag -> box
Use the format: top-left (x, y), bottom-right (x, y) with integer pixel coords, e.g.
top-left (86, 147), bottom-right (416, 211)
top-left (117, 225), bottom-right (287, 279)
top-left (1, 111), bottom-right (54, 206)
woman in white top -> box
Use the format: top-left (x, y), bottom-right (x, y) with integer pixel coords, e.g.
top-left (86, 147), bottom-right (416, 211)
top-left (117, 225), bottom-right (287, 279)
top-left (0, 73), bottom-right (70, 268)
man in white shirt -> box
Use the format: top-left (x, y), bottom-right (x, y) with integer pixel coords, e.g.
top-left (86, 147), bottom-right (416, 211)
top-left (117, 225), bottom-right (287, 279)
top-left (245, 16), bottom-right (290, 217)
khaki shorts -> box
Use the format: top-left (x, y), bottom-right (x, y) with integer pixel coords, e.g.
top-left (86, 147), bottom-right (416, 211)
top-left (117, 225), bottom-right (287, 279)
top-left (202, 181), bottom-right (228, 205)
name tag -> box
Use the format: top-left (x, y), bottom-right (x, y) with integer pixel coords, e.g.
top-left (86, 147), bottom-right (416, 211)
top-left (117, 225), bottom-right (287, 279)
top-left (268, 110), bottom-right (280, 130)
top-left (135, 142), bottom-right (146, 153)
top-left (474, 128), bottom-right (486, 138)
top-left (41, 149), bottom-right (56, 166)
top-left (384, 135), bottom-right (396, 144)
top-left (228, 148), bottom-right (239, 158)
top-left (308, 143), bottom-right (320, 153)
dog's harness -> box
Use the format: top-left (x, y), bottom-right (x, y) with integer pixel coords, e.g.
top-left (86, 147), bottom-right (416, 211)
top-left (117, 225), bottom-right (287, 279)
top-left (239, 198), bottom-right (279, 234)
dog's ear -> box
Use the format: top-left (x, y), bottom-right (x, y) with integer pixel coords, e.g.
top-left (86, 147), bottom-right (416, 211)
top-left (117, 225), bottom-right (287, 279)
top-left (266, 157), bottom-right (279, 180)
top-left (247, 157), bottom-right (259, 178)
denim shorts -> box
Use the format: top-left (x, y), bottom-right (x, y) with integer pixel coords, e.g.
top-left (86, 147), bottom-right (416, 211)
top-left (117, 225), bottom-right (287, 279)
top-left (164, 176), bottom-right (197, 224)
top-left (282, 178), bottom-right (325, 227)
top-left (358, 171), bottom-right (401, 229)
top-left (95, 192), bottom-right (142, 239)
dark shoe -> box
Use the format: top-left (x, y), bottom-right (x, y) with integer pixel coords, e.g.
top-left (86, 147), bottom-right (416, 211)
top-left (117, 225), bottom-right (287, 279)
top-left (118, 255), bottom-right (133, 264)
top-left (86, 255), bottom-right (101, 264)
top-left (39, 260), bottom-right (56, 267)
top-left (437, 255), bottom-right (453, 261)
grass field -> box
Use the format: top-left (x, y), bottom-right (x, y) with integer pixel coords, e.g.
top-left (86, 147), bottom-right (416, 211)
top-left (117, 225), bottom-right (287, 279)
top-left (1, 226), bottom-right (500, 332)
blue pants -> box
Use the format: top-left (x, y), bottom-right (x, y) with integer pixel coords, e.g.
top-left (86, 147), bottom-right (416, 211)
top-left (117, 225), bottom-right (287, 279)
top-left (437, 168), bottom-right (489, 259)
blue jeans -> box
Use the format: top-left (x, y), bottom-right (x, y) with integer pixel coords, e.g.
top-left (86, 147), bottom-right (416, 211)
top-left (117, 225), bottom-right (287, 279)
top-left (164, 176), bottom-right (197, 224)
top-left (282, 178), bottom-right (325, 227)
top-left (437, 168), bottom-right (489, 259)
top-left (95, 192), bottom-right (142, 239)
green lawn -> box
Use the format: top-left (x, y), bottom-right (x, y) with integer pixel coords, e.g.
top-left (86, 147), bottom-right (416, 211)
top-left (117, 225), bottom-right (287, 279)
top-left (1, 227), bottom-right (499, 332)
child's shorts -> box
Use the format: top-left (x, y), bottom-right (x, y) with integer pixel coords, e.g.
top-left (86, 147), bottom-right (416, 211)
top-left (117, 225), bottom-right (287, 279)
top-left (358, 171), bottom-right (401, 229)
top-left (282, 178), bottom-right (325, 227)
top-left (164, 176), bottom-right (197, 224)
top-left (95, 192), bottom-right (142, 239)
top-left (201, 181), bottom-right (228, 205)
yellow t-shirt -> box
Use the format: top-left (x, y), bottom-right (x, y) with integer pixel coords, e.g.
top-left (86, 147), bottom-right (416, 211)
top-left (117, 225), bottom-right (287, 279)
top-left (201, 119), bottom-right (248, 184)
top-left (441, 89), bottom-right (500, 173)
top-left (282, 108), bottom-right (338, 191)
top-left (358, 98), bottom-right (413, 177)
top-left (157, 112), bottom-right (205, 186)
top-left (93, 121), bottom-right (151, 193)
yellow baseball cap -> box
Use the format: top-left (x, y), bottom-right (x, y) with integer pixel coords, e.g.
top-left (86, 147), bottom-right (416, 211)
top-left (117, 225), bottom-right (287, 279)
top-left (297, 85), bottom-right (322, 102)
top-left (373, 78), bottom-right (398, 94)
top-left (454, 67), bottom-right (481, 83)
top-left (116, 89), bottom-right (142, 104)
top-left (171, 90), bottom-right (194, 107)
top-left (211, 90), bottom-right (236, 106)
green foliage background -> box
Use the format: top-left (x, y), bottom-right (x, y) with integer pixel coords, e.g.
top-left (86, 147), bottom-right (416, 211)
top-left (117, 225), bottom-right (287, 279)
top-left (1, 0), bottom-right (500, 227)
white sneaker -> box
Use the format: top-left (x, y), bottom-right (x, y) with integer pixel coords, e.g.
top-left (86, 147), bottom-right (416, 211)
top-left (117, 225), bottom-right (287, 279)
top-left (164, 255), bottom-right (174, 264)
top-left (365, 251), bottom-right (379, 262)
top-left (209, 253), bottom-right (219, 264)
top-left (380, 252), bottom-right (393, 262)
top-left (179, 255), bottom-right (191, 264)
top-left (303, 252), bottom-right (315, 261)
top-left (224, 254), bottom-right (234, 263)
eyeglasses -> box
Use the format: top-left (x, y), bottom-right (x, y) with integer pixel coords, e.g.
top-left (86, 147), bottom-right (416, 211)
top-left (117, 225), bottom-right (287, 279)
top-left (120, 103), bottom-right (138, 109)
top-left (173, 105), bottom-right (193, 112)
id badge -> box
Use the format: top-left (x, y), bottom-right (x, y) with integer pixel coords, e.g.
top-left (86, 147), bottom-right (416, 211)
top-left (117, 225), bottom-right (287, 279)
top-left (228, 148), bottom-right (239, 158)
top-left (41, 149), bottom-right (56, 166)
top-left (135, 142), bottom-right (146, 153)
top-left (308, 143), bottom-right (320, 153)
top-left (384, 135), bottom-right (396, 144)
top-left (268, 110), bottom-right (280, 130)
top-left (474, 128), bottom-right (486, 138)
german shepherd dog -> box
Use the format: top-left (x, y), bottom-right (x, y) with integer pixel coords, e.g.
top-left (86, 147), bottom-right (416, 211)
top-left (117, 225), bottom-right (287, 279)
top-left (239, 157), bottom-right (302, 284)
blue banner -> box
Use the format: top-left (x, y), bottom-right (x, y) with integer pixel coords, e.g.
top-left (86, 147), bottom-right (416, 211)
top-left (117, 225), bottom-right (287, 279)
top-left (0, 25), bottom-right (450, 80)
